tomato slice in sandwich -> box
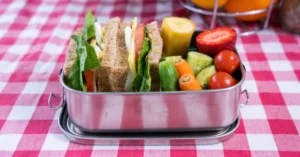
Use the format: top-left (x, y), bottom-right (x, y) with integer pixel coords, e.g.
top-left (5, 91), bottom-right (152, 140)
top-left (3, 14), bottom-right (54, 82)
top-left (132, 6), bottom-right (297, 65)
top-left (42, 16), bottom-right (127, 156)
top-left (134, 24), bottom-right (145, 62)
top-left (84, 70), bottom-right (94, 92)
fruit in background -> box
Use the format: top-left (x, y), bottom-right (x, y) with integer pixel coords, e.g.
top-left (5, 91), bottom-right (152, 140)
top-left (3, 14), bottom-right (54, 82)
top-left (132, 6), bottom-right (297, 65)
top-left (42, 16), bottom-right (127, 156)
top-left (191, 0), bottom-right (228, 10)
top-left (224, 0), bottom-right (278, 22)
top-left (196, 65), bottom-right (217, 89)
top-left (161, 17), bottom-right (196, 57)
top-left (214, 50), bottom-right (240, 74)
top-left (209, 72), bottom-right (237, 89)
top-left (186, 51), bottom-right (213, 75)
top-left (159, 61), bottom-right (179, 91)
top-left (179, 74), bottom-right (202, 91)
top-left (196, 27), bottom-right (237, 57)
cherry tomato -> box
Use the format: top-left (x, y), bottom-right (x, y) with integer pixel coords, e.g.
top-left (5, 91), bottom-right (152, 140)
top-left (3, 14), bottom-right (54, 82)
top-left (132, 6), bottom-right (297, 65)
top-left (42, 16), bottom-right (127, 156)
top-left (209, 72), bottom-right (237, 89)
top-left (214, 50), bottom-right (240, 74)
top-left (134, 24), bottom-right (145, 61)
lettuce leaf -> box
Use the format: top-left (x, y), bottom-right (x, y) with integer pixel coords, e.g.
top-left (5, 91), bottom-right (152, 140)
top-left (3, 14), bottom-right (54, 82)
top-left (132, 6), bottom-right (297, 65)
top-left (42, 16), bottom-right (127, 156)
top-left (139, 59), bottom-right (151, 92)
top-left (66, 58), bottom-right (86, 91)
top-left (66, 10), bottom-right (100, 91)
top-left (84, 42), bottom-right (100, 70)
top-left (132, 37), bottom-right (151, 91)
top-left (83, 10), bottom-right (97, 42)
top-left (71, 35), bottom-right (100, 71)
top-left (70, 35), bottom-right (86, 71)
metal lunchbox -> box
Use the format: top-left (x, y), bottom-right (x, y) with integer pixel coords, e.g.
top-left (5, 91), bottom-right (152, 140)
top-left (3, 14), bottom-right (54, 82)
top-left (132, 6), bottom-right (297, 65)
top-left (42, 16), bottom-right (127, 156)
top-left (49, 31), bottom-right (249, 133)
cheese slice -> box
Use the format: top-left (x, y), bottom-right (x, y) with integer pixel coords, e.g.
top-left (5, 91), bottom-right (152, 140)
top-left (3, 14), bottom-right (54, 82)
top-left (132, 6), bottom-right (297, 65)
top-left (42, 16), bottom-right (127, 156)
top-left (125, 17), bottom-right (138, 92)
top-left (90, 40), bottom-right (102, 60)
top-left (94, 22), bottom-right (102, 47)
top-left (93, 22), bottom-right (106, 61)
top-left (124, 26), bottom-right (132, 53)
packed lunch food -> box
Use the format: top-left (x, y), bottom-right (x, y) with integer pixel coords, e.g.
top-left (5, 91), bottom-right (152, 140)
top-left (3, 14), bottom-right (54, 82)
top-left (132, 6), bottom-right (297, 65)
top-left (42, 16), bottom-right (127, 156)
top-left (63, 11), bottom-right (241, 93)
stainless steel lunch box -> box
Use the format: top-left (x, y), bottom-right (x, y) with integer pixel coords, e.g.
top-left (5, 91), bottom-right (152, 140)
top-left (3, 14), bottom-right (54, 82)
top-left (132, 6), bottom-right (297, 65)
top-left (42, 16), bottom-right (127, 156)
top-left (49, 31), bottom-right (249, 133)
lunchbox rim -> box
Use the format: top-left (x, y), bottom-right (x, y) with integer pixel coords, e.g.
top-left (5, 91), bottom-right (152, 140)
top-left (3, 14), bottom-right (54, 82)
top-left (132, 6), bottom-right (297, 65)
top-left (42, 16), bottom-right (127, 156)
top-left (59, 63), bottom-right (245, 96)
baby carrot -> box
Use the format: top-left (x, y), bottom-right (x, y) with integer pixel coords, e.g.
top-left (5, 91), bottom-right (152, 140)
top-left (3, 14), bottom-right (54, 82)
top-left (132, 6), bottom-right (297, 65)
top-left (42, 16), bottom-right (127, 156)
top-left (173, 58), bottom-right (194, 78)
top-left (179, 74), bottom-right (202, 91)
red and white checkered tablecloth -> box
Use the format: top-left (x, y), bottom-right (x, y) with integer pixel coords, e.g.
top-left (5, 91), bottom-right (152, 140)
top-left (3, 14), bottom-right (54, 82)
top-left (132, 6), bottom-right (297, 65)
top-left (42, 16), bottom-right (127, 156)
top-left (0, 0), bottom-right (300, 157)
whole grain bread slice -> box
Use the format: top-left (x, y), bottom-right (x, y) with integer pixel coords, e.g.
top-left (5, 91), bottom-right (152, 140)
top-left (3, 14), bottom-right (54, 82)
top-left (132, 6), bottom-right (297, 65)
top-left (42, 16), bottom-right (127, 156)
top-left (97, 18), bottom-right (130, 92)
top-left (146, 21), bottom-right (163, 91)
top-left (107, 22), bottom-right (130, 90)
top-left (97, 17), bottom-right (120, 92)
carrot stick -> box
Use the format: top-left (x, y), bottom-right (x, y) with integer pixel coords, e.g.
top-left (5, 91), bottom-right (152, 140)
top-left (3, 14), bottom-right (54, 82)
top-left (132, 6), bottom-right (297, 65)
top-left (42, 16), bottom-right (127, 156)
top-left (179, 74), bottom-right (202, 91)
top-left (174, 58), bottom-right (194, 78)
top-left (84, 70), bottom-right (95, 92)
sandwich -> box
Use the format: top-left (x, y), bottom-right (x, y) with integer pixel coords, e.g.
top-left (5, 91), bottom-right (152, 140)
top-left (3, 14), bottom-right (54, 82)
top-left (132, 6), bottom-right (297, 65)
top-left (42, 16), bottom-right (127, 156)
top-left (97, 17), bottom-right (130, 92)
top-left (124, 18), bottom-right (163, 92)
top-left (63, 11), bottom-right (102, 92)
top-left (63, 10), bottom-right (163, 92)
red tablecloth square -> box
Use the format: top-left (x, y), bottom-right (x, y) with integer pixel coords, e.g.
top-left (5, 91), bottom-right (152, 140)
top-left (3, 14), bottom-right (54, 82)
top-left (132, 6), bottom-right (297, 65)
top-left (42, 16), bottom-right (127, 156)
top-left (259, 93), bottom-right (286, 105)
top-left (269, 120), bottom-right (298, 134)
top-left (24, 120), bottom-right (53, 134)
top-left (223, 150), bottom-right (252, 157)
top-left (12, 151), bottom-right (40, 157)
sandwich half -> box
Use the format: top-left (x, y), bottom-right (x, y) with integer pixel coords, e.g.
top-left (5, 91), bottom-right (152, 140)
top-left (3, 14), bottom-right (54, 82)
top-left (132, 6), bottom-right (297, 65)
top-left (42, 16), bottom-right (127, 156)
top-left (97, 17), bottom-right (130, 92)
top-left (97, 18), bottom-right (163, 92)
top-left (63, 11), bottom-right (103, 92)
top-left (124, 20), bottom-right (163, 92)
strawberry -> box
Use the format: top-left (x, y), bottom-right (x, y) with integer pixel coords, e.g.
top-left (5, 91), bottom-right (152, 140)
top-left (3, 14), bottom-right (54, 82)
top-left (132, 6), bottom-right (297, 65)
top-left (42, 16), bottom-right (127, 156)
top-left (196, 27), bottom-right (237, 57)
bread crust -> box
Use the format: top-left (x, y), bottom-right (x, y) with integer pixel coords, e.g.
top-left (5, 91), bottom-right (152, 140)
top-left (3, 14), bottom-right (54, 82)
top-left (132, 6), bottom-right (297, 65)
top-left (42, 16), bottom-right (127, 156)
top-left (108, 22), bottom-right (130, 90)
top-left (146, 21), bottom-right (163, 91)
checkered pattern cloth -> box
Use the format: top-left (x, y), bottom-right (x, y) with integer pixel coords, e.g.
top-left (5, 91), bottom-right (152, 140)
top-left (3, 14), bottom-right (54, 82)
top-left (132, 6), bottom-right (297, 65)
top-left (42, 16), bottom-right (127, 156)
top-left (0, 0), bottom-right (300, 157)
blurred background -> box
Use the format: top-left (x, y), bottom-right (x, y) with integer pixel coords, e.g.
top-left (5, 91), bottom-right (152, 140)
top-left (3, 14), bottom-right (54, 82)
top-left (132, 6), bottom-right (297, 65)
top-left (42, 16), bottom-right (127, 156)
top-left (180, 0), bottom-right (300, 36)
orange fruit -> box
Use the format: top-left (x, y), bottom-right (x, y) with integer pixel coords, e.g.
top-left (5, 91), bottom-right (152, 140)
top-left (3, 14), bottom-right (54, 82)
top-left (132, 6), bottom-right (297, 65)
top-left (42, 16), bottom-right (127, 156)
top-left (191, 0), bottom-right (228, 10)
top-left (224, 0), bottom-right (278, 22)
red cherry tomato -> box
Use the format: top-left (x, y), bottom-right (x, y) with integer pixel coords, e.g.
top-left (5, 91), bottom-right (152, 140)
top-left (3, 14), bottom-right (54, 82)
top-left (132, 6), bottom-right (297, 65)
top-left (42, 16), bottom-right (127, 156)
top-left (214, 50), bottom-right (240, 74)
top-left (209, 72), bottom-right (237, 89)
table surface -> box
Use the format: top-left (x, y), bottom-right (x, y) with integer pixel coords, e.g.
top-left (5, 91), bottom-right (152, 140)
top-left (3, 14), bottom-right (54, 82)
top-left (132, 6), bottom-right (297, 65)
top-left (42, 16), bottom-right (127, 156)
top-left (0, 0), bottom-right (300, 157)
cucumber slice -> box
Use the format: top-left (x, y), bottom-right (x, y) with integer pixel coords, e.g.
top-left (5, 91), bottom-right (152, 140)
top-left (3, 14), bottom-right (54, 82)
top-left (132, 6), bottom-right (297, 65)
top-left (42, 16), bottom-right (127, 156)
top-left (196, 65), bottom-right (217, 89)
top-left (160, 56), bottom-right (182, 63)
top-left (187, 51), bottom-right (213, 75)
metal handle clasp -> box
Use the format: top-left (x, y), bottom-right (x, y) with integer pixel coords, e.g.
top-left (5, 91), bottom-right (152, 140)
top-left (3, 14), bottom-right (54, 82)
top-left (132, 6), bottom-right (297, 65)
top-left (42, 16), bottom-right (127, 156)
top-left (240, 89), bottom-right (250, 108)
top-left (48, 90), bottom-right (65, 110)
top-left (48, 69), bottom-right (65, 110)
